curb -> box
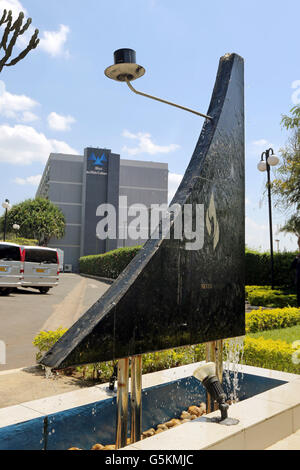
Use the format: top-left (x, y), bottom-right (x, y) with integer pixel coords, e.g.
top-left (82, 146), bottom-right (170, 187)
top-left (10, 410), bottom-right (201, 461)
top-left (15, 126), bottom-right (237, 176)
top-left (0, 365), bottom-right (40, 376)
top-left (79, 273), bottom-right (115, 285)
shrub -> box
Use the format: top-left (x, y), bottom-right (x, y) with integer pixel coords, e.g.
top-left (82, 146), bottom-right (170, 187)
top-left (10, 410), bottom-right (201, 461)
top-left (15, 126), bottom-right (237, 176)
top-left (245, 285), bottom-right (272, 300)
top-left (246, 307), bottom-right (300, 333)
top-left (243, 336), bottom-right (300, 374)
top-left (0, 237), bottom-right (38, 246)
top-left (247, 288), bottom-right (297, 307)
top-left (79, 245), bottom-right (142, 279)
top-left (33, 328), bottom-right (67, 361)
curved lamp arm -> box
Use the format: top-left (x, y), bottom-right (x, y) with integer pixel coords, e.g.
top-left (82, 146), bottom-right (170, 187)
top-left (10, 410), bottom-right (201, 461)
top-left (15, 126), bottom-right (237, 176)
top-left (125, 78), bottom-right (213, 121)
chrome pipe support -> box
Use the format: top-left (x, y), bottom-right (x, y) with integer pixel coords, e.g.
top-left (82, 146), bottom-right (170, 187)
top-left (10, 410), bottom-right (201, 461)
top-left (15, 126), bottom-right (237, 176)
top-left (115, 357), bottom-right (129, 449)
top-left (130, 355), bottom-right (142, 443)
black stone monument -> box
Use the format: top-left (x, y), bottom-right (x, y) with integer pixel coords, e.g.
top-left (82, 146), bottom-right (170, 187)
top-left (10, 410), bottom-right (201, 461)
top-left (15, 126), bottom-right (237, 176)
top-left (41, 53), bottom-right (245, 369)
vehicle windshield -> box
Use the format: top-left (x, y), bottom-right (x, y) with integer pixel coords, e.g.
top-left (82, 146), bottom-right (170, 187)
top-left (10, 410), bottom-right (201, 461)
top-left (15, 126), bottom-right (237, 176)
top-left (24, 249), bottom-right (57, 264)
top-left (0, 245), bottom-right (21, 261)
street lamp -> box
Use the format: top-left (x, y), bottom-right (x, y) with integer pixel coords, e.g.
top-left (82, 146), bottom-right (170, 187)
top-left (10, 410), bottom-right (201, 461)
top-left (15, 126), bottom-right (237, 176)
top-left (2, 199), bottom-right (11, 242)
top-left (104, 49), bottom-right (213, 120)
top-left (257, 148), bottom-right (279, 289)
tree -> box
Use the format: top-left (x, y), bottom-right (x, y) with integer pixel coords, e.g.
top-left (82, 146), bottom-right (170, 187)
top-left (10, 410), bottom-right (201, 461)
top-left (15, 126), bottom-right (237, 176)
top-left (0, 9), bottom-right (39, 73)
top-left (280, 214), bottom-right (300, 250)
top-left (272, 105), bottom-right (300, 249)
top-left (0, 198), bottom-right (65, 246)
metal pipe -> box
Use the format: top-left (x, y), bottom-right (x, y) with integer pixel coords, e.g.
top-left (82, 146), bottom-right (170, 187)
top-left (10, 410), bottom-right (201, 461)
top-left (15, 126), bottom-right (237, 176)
top-left (115, 358), bottom-right (129, 449)
top-left (126, 78), bottom-right (213, 121)
top-left (205, 340), bottom-right (223, 412)
top-left (130, 355), bottom-right (142, 443)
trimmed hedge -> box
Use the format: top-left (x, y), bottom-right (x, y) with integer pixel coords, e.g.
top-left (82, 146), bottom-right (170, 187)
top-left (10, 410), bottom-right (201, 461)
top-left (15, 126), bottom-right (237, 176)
top-left (34, 324), bottom-right (300, 380)
top-left (79, 245), bottom-right (142, 279)
top-left (243, 336), bottom-right (300, 374)
top-left (246, 307), bottom-right (300, 333)
top-left (0, 237), bottom-right (38, 246)
top-left (79, 246), bottom-right (298, 287)
top-left (245, 249), bottom-right (297, 287)
top-left (247, 288), bottom-right (297, 307)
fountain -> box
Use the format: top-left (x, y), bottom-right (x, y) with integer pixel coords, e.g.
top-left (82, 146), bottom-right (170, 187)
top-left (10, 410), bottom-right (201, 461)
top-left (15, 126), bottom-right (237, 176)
top-left (1, 52), bottom-right (296, 451)
top-left (39, 51), bottom-right (245, 448)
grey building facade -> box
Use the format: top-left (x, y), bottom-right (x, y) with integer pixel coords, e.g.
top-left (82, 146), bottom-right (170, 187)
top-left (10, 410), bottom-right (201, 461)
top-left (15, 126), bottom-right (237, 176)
top-left (36, 148), bottom-right (168, 271)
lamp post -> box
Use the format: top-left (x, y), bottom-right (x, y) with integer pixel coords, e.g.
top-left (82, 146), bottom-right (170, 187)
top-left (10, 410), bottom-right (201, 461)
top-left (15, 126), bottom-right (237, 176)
top-left (257, 148), bottom-right (279, 289)
top-left (104, 49), bottom-right (213, 120)
top-left (2, 199), bottom-right (11, 241)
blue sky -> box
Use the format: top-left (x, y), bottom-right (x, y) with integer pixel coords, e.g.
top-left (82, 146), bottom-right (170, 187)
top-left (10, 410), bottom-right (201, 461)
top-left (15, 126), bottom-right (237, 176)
top-left (0, 0), bottom-right (299, 251)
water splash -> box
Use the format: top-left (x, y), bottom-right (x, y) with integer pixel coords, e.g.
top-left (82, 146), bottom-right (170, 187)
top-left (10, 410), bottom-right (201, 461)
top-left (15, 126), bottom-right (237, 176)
top-left (44, 366), bottom-right (58, 380)
top-left (223, 336), bottom-right (245, 403)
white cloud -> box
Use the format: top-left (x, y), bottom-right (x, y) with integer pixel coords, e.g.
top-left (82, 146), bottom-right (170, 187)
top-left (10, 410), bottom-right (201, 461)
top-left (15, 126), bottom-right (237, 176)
top-left (245, 216), bottom-right (269, 251)
top-left (47, 111), bottom-right (75, 131)
top-left (252, 139), bottom-right (272, 148)
top-left (0, 124), bottom-right (78, 165)
top-left (20, 111), bottom-right (39, 123)
top-left (0, 0), bottom-right (26, 16)
top-left (14, 174), bottom-right (41, 186)
top-left (122, 130), bottom-right (180, 156)
top-left (168, 172), bottom-right (183, 203)
top-left (247, 138), bottom-right (274, 158)
top-left (0, 80), bottom-right (39, 122)
top-left (39, 24), bottom-right (70, 58)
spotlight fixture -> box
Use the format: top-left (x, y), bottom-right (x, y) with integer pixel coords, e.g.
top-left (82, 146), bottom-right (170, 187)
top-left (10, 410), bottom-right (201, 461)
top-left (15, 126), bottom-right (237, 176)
top-left (104, 48), bottom-right (213, 120)
top-left (193, 362), bottom-right (239, 425)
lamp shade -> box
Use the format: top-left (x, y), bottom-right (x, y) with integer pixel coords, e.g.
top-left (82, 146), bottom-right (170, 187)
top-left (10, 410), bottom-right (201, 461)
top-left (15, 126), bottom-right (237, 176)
top-left (267, 155), bottom-right (279, 166)
top-left (104, 48), bottom-right (145, 82)
top-left (13, 224), bottom-right (20, 230)
top-left (193, 362), bottom-right (216, 382)
top-left (257, 161), bottom-right (267, 172)
top-left (2, 201), bottom-right (10, 209)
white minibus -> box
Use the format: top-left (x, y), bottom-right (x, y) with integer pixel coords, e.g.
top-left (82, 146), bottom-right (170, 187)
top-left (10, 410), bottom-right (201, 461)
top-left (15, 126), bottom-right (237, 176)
top-left (21, 246), bottom-right (59, 294)
top-left (0, 242), bottom-right (23, 295)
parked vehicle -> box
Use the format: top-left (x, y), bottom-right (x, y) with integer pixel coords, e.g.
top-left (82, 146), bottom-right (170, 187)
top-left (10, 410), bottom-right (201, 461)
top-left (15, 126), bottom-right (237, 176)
top-left (0, 242), bottom-right (23, 296)
top-left (56, 248), bottom-right (64, 273)
top-left (21, 246), bottom-right (59, 294)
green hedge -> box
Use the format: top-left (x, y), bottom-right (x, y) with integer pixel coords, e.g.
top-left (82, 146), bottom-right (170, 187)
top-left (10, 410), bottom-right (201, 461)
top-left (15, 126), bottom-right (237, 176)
top-left (243, 336), bottom-right (300, 374)
top-left (79, 245), bottom-right (142, 279)
top-left (245, 249), bottom-right (297, 287)
top-left (246, 307), bottom-right (300, 333)
top-left (0, 237), bottom-right (38, 246)
top-left (247, 288), bottom-right (297, 307)
top-left (79, 246), bottom-right (298, 287)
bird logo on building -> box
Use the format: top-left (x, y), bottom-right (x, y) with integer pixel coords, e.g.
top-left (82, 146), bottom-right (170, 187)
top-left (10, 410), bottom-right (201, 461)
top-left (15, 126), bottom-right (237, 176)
top-left (88, 152), bottom-right (107, 166)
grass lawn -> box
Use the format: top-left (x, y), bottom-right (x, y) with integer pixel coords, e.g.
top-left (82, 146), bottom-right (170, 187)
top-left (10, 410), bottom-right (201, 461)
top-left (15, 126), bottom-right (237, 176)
top-left (248, 324), bottom-right (300, 344)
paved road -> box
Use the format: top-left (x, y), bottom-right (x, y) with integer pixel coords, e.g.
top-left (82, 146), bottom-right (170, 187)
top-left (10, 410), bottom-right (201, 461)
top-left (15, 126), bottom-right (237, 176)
top-left (0, 274), bottom-right (110, 371)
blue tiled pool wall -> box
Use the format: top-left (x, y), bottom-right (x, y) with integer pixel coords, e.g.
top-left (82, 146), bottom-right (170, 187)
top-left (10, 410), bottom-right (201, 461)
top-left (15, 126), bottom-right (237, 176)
top-left (0, 372), bottom-right (287, 450)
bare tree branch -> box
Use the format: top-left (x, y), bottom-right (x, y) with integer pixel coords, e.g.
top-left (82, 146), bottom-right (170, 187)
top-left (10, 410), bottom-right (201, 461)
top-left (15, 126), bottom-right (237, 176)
top-left (0, 9), bottom-right (39, 72)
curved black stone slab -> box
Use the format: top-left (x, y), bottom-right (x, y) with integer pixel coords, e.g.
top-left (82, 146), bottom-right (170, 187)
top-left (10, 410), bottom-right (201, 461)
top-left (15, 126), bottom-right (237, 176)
top-left (41, 53), bottom-right (245, 369)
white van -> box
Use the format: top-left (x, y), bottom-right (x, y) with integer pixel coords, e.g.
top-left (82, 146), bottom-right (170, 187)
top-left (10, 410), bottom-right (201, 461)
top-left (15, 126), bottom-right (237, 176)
top-left (21, 246), bottom-right (59, 294)
top-left (0, 242), bottom-right (23, 295)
